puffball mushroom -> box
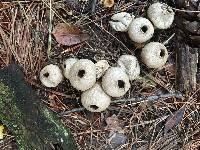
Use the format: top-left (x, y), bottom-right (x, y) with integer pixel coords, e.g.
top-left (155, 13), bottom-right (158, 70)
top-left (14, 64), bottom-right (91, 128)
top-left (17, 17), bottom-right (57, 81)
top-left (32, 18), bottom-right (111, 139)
top-left (69, 59), bottom-right (96, 91)
top-left (117, 55), bottom-right (140, 80)
top-left (128, 17), bottom-right (154, 43)
top-left (62, 58), bottom-right (78, 79)
top-left (147, 2), bottom-right (175, 29)
top-left (95, 60), bottom-right (110, 79)
top-left (109, 12), bottom-right (134, 32)
top-left (102, 67), bottom-right (130, 97)
top-left (40, 64), bottom-right (63, 87)
top-left (81, 83), bottom-right (111, 112)
top-left (141, 42), bottom-right (168, 68)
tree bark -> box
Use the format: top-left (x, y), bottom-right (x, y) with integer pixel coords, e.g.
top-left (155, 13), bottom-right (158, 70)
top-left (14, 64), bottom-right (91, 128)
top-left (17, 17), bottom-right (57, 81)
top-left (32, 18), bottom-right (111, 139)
top-left (0, 64), bottom-right (77, 150)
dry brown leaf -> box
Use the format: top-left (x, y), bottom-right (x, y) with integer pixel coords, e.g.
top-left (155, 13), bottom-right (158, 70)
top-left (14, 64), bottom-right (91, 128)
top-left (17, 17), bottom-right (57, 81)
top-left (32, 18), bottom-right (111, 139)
top-left (106, 115), bottom-right (122, 131)
top-left (52, 23), bottom-right (89, 46)
top-left (100, 0), bottom-right (115, 8)
top-left (164, 106), bottom-right (186, 134)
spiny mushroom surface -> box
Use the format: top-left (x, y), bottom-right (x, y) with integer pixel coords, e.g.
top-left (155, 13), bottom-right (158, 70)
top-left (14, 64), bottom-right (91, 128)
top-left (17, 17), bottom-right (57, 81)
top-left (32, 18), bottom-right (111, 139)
top-left (62, 58), bottom-right (78, 79)
top-left (109, 12), bottom-right (134, 32)
top-left (147, 2), bottom-right (175, 29)
top-left (81, 83), bottom-right (111, 112)
top-left (102, 67), bottom-right (130, 97)
top-left (69, 59), bottom-right (96, 91)
top-left (141, 42), bottom-right (168, 68)
top-left (117, 55), bottom-right (140, 80)
top-left (40, 64), bottom-right (63, 87)
top-left (128, 17), bottom-right (154, 43)
top-left (95, 60), bottom-right (110, 79)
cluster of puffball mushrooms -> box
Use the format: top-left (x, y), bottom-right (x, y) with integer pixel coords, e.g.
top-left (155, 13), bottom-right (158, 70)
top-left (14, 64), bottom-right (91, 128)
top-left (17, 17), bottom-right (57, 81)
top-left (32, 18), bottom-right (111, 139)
top-left (40, 2), bottom-right (175, 112)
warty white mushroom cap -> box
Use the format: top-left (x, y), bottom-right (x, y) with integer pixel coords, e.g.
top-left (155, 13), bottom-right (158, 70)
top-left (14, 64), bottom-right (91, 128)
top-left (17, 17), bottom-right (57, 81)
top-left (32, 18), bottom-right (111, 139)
top-left (128, 17), bottom-right (154, 43)
top-left (39, 64), bottom-right (63, 87)
top-left (109, 12), bottom-right (134, 32)
top-left (117, 55), bottom-right (140, 80)
top-left (62, 58), bottom-right (78, 79)
top-left (81, 83), bottom-right (111, 112)
top-left (102, 67), bottom-right (130, 97)
top-left (95, 60), bottom-right (110, 79)
top-left (69, 59), bottom-right (96, 91)
top-left (147, 2), bottom-right (175, 29)
top-left (141, 42), bottom-right (168, 68)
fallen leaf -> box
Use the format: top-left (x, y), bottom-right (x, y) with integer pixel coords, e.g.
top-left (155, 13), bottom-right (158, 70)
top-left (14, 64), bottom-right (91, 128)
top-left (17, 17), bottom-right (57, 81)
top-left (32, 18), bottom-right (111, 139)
top-left (100, 0), bottom-right (115, 8)
top-left (107, 132), bottom-right (127, 149)
top-left (0, 125), bottom-right (4, 140)
top-left (164, 106), bottom-right (186, 134)
top-left (106, 115), bottom-right (122, 131)
top-left (52, 23), bottom-right (89, 46)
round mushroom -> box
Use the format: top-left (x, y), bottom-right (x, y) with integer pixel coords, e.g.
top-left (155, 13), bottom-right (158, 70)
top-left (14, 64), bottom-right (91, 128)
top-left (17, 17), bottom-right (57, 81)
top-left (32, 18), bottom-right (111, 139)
top-left (109, 12), bottom-right (134, 32)
top-left (95, 60), bottom-right (110, 79)
top-left (117, 55), bottom-right (140, 80)
top-left (69, 59), bottom-right (96, 91)
top-left (147, 2), bottom-right (175, 29)
top-left (81, 83), bottom-right (111, 112)
top-left (141, 42), bottom-right (168, 68)
top-left (128, 17), bottom-right (154, 43)
top-left (102, 67), bottom-right (130, 97)
top-left (62, 58), bottom-right (78, 79)
top-left (39, 64), bottom-right (63, 87)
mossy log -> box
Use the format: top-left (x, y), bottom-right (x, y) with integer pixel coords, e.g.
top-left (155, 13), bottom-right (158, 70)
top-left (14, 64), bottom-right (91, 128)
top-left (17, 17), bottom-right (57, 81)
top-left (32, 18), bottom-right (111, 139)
top-left (0, 64), bottom-right (77, 150)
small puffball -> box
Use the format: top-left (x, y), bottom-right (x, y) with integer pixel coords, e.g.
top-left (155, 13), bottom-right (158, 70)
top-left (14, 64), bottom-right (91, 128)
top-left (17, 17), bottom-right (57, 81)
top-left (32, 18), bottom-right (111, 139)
top-left (102, 67), bottom-right (130, 97)
top-left (81, 83), bottom-right (111, 112)
top-left (109, 12), bottom-right (134, 32)
top-left (40, 64), bottom-right (63, 87)
top-left (95, 60), bottom-right (110, 79)
top-left (62, 58), bottom-right (78, 79)
top-left (69, 59), bottom-right (96, 91)
top-left (128, 17), bottom-right (154, 43)
top-left (141, 42), bottom-right (168, 68)
top-left (117, 55), bottom-right (140, 80)
top-left (147, 2), bottom-right (175, 29)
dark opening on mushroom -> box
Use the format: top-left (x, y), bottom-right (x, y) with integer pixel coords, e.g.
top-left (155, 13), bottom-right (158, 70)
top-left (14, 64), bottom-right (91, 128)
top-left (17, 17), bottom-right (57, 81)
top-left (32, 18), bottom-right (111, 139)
top-left (90, 105), bottom-right (99, 110)
top-left (63, 64), bottom-right (66, 68)
top-left (43, 72), bottom-right (49, 78)
top-left (141, 25), bottom-right (148, 33)
top-left (78, 70), bottom-right (86, 78)
top-left (160, 49), bottom-right (165, 57)
top-left (118, 80), bottom-right (125, 88)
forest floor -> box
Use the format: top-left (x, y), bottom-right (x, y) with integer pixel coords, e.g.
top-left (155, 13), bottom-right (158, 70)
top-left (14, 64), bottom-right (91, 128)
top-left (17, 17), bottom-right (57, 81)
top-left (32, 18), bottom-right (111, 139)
top-left (0, 0), bottom-right (199, 149)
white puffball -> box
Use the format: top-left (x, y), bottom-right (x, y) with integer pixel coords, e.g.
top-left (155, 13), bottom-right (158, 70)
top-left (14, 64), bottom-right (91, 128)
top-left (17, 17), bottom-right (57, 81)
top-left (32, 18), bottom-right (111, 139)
top-left (81, 83), bottom-right (111, 112)
top-left (128, 17), bottom-right (154, 43)
top-left (95, 60), bottom-right (110, 79)
top-left (62, 58), bottom-right (78, 79)
top-left (69, 59), bottom-right (96, 91)
top-left (117, 55), bottom-right (140, 80)
top-left (147, 2), bottom-right (175, 29)
top-left (109, 12), bottom-right (134, 32)
top-left (40, 64), bottom-right (63, 87)
top-left (102, 67), bottom-right (130, 97)
top-left (141, 42), bottom-right (168, 68)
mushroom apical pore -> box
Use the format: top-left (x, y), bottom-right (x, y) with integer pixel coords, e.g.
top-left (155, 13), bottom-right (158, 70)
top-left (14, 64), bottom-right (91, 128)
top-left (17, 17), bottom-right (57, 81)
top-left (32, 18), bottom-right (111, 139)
top-left (40, 64), bottom-right (63, 87)
top-left (117, 55), bottom-right (140, 80)
top-left (69, 59), bottom-right (96, 91)
top-left (141, 42), bottom-right (168, 68)
top-left (147, 2), bottom-right (175, 29)
top-left (102, 67), bottom-right (130, 97)
top-left (128, 17), bottom-right (154, 43)
top-left (81, 83), bottom-right (111, 112)
top-left (62, 58), bottom-right (78, 79)
top-left (109, 12), bottom-right (134, 32)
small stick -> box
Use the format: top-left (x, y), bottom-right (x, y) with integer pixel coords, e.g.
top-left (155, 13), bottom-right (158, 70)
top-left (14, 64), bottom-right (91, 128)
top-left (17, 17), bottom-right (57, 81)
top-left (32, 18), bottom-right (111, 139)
top-left (60, 107), bottom-right (85, 115)
top-left (163, 33), bottom-right (175, 45)
top-left (112, 92), bottom-right (183, 104)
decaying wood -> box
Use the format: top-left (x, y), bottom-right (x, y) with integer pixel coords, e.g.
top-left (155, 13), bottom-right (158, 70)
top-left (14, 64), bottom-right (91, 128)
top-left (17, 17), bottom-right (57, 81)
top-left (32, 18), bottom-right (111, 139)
top-left (175, 36), bottom-right (198, 92)
top-left (0, 64), bottom-right (77, 150)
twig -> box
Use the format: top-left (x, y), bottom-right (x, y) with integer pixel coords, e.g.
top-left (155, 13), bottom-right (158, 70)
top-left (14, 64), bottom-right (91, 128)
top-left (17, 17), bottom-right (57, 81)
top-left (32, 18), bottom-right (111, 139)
top-left (172, 8), bottom-right (200, 13)
top-left (60, 107), bottom-right (85, 115)
top-left (112, 92), bottom-right (183, 104)
top-left (163, 33), bottom-right (175, 45)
